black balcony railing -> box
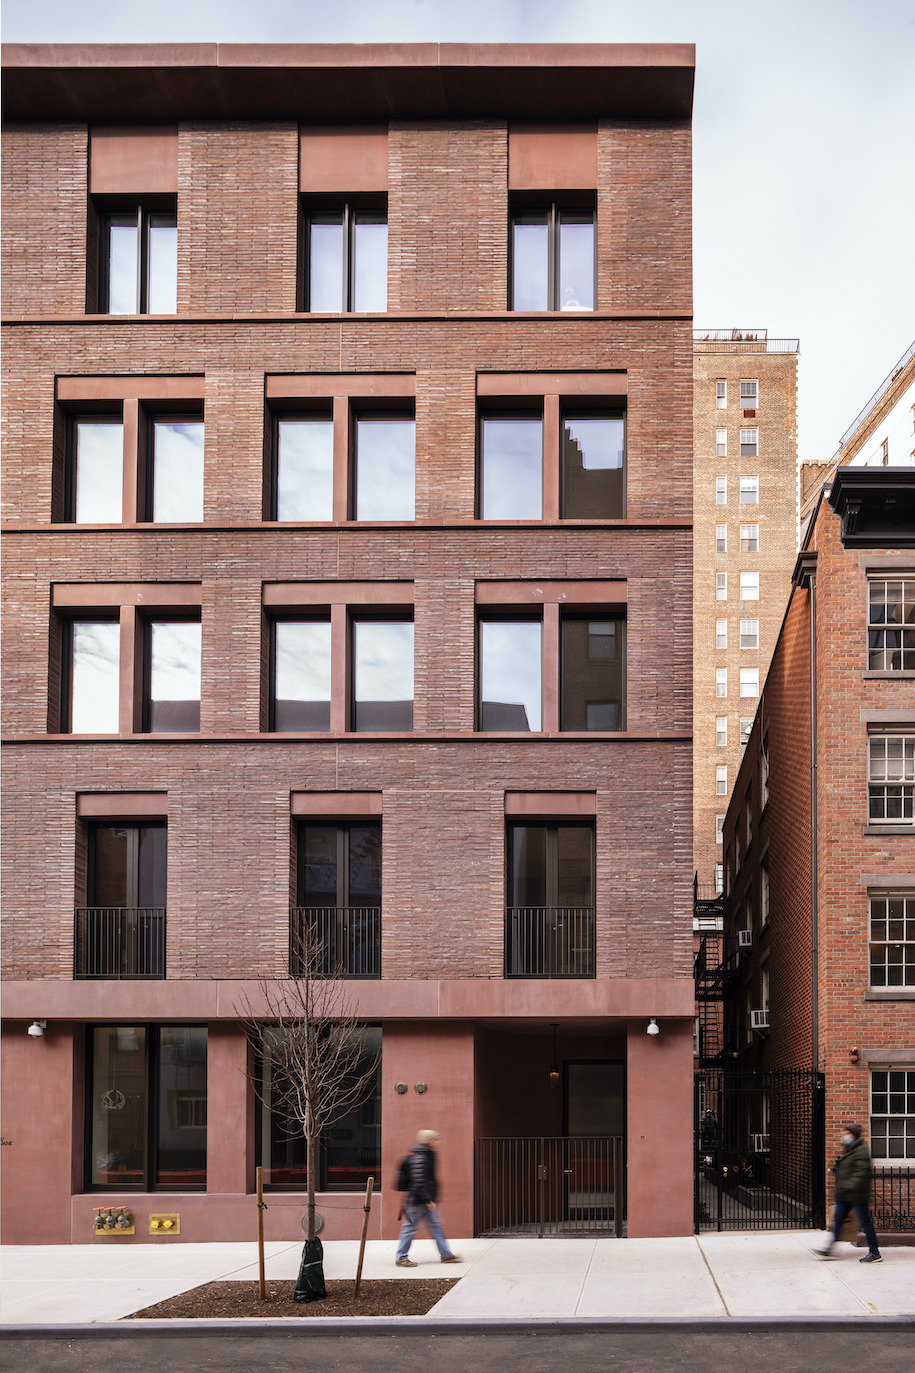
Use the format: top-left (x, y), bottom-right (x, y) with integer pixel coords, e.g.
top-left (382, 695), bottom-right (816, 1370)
top-left (505, 906), bottom-right (595, 978)
top-left (289, 906), bottom-right (381, 979)
top-left (74, 907), bottom-right (166, 980)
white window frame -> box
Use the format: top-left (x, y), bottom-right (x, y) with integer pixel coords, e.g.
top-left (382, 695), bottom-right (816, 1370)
top-left (716, 380), bottom-right (727, 409)
top-left (740, 667), bottom-right (759, 698)
top-left (740, 571), bottom-right (759, 601)
top-left (715, 862), bottom-right (724, 893)
top-left (716, 475), bottom-right (727, 503)
top-left (716, 573), bottom-right (727, 601)
top-left (868, 734), bottom-right (915, 825)
top-left (716, 667), bottom-right (728, 698)
top-left (740, 523), bottom-right (759, 553)
top-left (740, 475), bottom-right (759, 504)
top-left (716, 429), bottom-right (728, 458)
top-left (870, 1067), bottom-right (915, 1163)
top-left (868, 892), bottom-right (915, 989)
top-left (740, 619), bottom-right (759, 649)
top-left (716, 814), bottom-right (725, 844)
top-left (716, 619), bottom-right (728, 650)
top-left (867, 576), bottom-right (915, 672)
top-left (716, 765), bottom-right (727, 796)
top-left (740, 717), bottom-right (753, 746)
top-left (740, 428), bottom-right (758, 458)
top-left (716, 716), bottom-right (728, 747)
top-left (716, 524), bottom-right (727, 553)
top-left (739, 379), bottom-right (758, 409)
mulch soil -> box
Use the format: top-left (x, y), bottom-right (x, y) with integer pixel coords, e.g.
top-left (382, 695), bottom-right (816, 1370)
top-left (128, 1278), bottom-right (457, 1319)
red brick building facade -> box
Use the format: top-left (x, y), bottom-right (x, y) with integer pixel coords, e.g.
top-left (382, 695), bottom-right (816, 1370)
top-left (721, 466), bottom-right (915, 1199)
top-left (1, 44), bottom-right (697, 1244)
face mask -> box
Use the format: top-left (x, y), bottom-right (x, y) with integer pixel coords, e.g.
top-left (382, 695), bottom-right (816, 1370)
top-left (842, 1135), bottom-right (855, 1145)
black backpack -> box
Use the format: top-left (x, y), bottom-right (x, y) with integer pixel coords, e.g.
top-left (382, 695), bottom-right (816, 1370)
top-left (395, 1154), bottom-right (412, 1192)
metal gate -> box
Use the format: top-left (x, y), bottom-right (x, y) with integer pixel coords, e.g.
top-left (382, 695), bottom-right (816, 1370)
top-left (695, 1068), bottom-right (825, 1231)
top-left (477, 1136), bottom-right (624, 1237)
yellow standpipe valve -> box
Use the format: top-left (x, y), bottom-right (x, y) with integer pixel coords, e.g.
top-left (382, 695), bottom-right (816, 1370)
top-left (150, 1218), bottom-right (160, 1230)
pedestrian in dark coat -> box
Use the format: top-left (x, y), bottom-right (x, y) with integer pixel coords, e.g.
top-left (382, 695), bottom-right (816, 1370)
top-left (395, 1130), bottom-right (462, 1267)
top-left (818, 1123), bottom-right (882, 1262)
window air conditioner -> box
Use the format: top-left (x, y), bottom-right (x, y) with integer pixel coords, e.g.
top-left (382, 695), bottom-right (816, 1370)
top-left (749, 1009), bottom-right (769, 1031)
top-left (749, 1133), bottom-right (770, 1153)
top-left (738, 929), bottom-right (753, 950)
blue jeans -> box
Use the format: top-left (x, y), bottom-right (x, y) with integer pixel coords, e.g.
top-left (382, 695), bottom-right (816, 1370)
top-left (830, 1198), bottom-right (880, 1253)
top-left (395, 1202), bottom-right (454, 1261)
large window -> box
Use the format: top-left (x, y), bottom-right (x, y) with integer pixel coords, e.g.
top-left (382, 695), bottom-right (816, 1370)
top-left (871, 1068), bottom-right (915, 1162)
top-left (478, 409), bottom-right (625, 521)
top-left (510, 201), bottom-right (594, 311)
top-left (479, 618), bottom-right (542, 731)
top-left (68, 620), bottom-right (120, 733)
top-left (293, 824), bottom-right (382, 978)
top-left (148, 418), bottom-right (205, 523)
top-left (353, 619), bottom-right (414, 731)
top-left (868, 577), bottom-right (915, 671)
top-left (304, 203), bottom-right (387, 312)
top-left (273, 620), bottom-right (333, 731)
top-left (353, 416), bottom-right (415, 521)
top-left (561, 616), bottom-right (625, 731)
top-left (506, 823), bottom-right (594, 977)
top-left (274, 417), bottom-right (334, 522)
top-left (479, 415), bottom-right (543, 520)
top-left (868, 734), bottom-right (915, 824)
top-left (145, 618), bottom-right (201, 733)
top-left (740, 428), bottom-right (758, 458)
top-left (70, 418), bottom-right (124, 523)
top-left (259, 1027), bottom-right (380, 1189)
top-left (88, 1025), bottom-right (206, 1189)
top-left (77, 823), bottom-right (167, 980)
top-left (561, 412), bottom-right (625, 518)
top-left (740, 619), bottom-right (759, 649)
top-left (869, 893), bottom-right (915, 988)
top-left (99, 203), bottom-right (177, 314)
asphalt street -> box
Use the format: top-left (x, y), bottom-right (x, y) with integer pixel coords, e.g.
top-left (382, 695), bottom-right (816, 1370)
top-left (2, 1329), bottom-right (913, 1373)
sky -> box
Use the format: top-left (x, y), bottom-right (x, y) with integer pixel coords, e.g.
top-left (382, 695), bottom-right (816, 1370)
top-left (4, 0), bottom-right (914, 465)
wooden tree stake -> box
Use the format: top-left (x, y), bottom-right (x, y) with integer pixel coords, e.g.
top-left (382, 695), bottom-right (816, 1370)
top-left (354, 1175), bottom-right (374, 1301)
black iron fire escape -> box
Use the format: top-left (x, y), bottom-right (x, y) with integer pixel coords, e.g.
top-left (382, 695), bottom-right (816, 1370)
top-left (693, 876), bottom-right (740, 1062)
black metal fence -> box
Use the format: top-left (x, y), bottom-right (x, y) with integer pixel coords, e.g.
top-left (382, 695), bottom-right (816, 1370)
top-left (289, 906), bottom-right (381, 978)
top-left (872, 1167), bottom-right (915, 1232)
top-left (477, 1136), bottom-right (624, 1237)
top-left (505, 907), bottom-right (595, 978)
top-left (74, 907), bottom-right (166, 979)
top-left (695, 1068), bottom-right (825, 1231)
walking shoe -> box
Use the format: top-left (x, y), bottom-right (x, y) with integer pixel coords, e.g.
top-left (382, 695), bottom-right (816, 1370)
top-left (395, 1259), bottom-right (417, 1267)
top-left (441, 1254), bottom-right (463, 1263)
top-left (859, 1252), bottom-right (882, 1263)
top-left (817, 1247), bottom-right (833, 1257)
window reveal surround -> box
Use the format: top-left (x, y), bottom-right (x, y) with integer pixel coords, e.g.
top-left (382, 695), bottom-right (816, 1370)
top-left (88, 125), bottom-right (178, 317)
top-left (476, 372), bottom-right (627, 521)
top-left (475, 580), bottom-right (626, 733)
top-left (55, 376), bottom-right (205, 525)
top-left (265, 374), bottom-right (415, 522)
top-left (54, 583), bottom-right (202, 735)
top-left (264, 582), bottom-right (414, 733)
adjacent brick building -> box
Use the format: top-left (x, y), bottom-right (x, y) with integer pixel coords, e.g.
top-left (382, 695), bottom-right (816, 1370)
top-left (692, 331), bottom-right (799, 891)
top-left (1, 43), bottom-right (697, 1245)
top-left (721, 463), bottom-right (915, 1210)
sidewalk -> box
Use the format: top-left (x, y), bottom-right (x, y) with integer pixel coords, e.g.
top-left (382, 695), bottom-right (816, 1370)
top-left (2, 1231), bottom-right (913, 1327)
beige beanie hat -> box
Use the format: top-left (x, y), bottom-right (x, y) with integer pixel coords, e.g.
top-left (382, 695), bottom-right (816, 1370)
top-left (416, 1129), bottom-right (440, 1145)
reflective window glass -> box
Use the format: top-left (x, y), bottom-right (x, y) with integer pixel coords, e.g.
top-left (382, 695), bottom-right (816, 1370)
top-left (561, 617), bottom-right (625, 731)
top-left (309, 215), bottom-right (345, 311)
top-left (74, 421), bottom-right (124, 523)
top-left (147, 217), bottom-right (178, 314)
top-left (274, 621), bottom-right (332, 731)
top-left (354, 418), bottom-right (415, 521)
top-left (156, 1027), bottom-right (207, 1187)
top-left (562, 414), bottom-right (625, 518)
top-left (148, 620), bottom-right (201, 733)
top-left (511, 214), bottom-right (549, 310)
top-left (353, 620), bottom-right (414, 731)
top-left (71, 621), bottom-right (120, 733)
top-left (90, 1026), bottom-right (147, 1187)
top-left (481, 417), bottom-right (542, 519)
top-left (106, 219), bottom-right (139, 313)
top-left (480, 619), bottom-right (542, 731)
top-left (558, 212), bottom-right (594, 311)
top-left (276, 419), bottom-right (334, 521)
top-left (352, 215), bottom-right (388, 311)
top-left (151, 420), bottom-right (204, 522)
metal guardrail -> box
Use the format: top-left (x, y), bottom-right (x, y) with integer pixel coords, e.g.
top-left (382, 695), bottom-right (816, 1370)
top-left (872, 1167), bottom-right (915, 1232)
top-left (831, 337), bottom-right (915, 462)
top-left (74, 907), bottom-right (166, 979)
top-left (289, 906), bottom-right (381, 979)
top-left (505, 906), bottom-right (595, 978)
top-left (693, 329), bottom-right (799, 354)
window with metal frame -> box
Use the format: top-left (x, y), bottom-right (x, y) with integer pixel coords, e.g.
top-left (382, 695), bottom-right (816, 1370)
top-left (870, 1068), bottom-right (915, 1161)
top-left (143, 618), bottom-right (201, 733)
top-left (479, 616), bottom-right (542, 732)
top-left (66, 619), bottom-right (120, 733)
top-left (868, 577), bottom-right (915, 671)
top-left (147, 416), bottom-right (204, 523)
top-left (303, 201), bottom-right (387, 312)
top-left (87, 1025), bottom-right (206, 1189)
top-left (293, 824), bottom-right (382, 979)
top-left (68, 417), bottom-right (124, 523)
top-left (77, 824), bottom-right (167, 981)
top-left (869, 893), bottom-right (915, 988)
top-left (98, 201), bottom-right (177, 314)
top-left (868, 734), bottom-right (915, 824)
top-left (510, 200), bottom-right (595, 311)
top-left (506, 822), bottom-right (595, 978)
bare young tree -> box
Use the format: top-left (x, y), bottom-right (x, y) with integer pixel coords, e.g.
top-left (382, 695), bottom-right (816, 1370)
top-left (237, 922), bottom-right (380, 1250)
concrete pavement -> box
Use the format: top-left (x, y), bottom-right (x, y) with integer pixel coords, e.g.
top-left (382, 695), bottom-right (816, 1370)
top-left (1, 1231), bottom-right (913, 1327)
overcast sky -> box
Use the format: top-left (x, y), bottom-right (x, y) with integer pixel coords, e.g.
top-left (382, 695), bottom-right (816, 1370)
top-left (4, 0), bottom-right (914, 464)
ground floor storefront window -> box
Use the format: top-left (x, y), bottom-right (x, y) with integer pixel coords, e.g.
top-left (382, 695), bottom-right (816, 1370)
top-left (88, 1025), bottom-right (207, 1189)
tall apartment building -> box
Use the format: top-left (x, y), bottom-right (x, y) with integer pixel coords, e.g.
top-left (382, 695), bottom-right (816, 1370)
top-left (1, 43), bottom-right (696, 1245)
top-left (720, 464), bottom-right (915, 1224)
top-left (693, 332), bottom-right (799, 890)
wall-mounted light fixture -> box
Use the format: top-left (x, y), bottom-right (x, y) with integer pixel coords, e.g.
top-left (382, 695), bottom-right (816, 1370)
top-left (549, 1023), bottom-right (560, 1089)
top-left (27, 1020), bottom-right (47, 1038)
top-left (647, 1018), bottom-right (660, 1037)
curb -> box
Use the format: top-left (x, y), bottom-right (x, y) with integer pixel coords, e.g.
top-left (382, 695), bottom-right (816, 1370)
top-left (3, 1315), bottom-right (914, 1339)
